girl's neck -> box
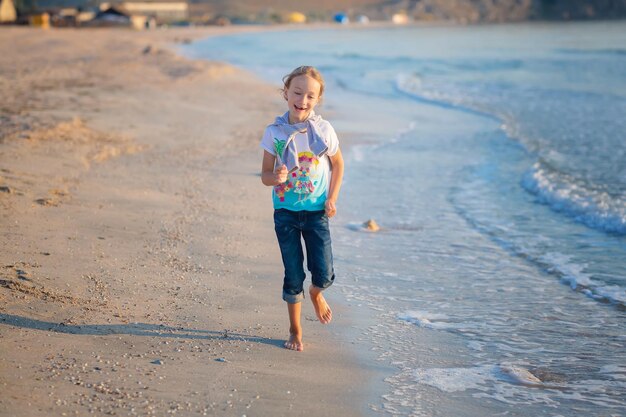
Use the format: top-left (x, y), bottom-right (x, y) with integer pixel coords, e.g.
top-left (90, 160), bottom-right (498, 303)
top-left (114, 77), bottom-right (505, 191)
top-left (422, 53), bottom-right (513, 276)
top-left (288, 111), bottom-right (309, 125)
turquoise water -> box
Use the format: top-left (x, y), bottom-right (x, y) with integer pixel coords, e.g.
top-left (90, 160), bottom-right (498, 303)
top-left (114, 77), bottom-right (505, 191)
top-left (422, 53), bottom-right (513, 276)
top-left (182, 22), bottom-right (626, 416)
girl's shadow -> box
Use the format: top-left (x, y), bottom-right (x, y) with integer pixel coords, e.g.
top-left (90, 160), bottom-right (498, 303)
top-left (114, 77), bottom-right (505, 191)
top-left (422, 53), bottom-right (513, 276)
top-left (0, 313), bottom-right (284, 348)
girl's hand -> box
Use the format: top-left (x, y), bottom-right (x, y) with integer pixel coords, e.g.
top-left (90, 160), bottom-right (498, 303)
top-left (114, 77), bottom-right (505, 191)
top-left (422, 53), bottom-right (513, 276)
top-left (325, 199), bottom-right (337, 218)
top-left (275, 165), bottom-right (288, 184)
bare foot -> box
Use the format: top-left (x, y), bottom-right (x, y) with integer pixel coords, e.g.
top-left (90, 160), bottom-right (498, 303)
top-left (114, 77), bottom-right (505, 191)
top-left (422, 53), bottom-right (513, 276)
top-left (309, 285), bottom-right (332, 324)
top-left (284, 332), bottom-right (303, 351)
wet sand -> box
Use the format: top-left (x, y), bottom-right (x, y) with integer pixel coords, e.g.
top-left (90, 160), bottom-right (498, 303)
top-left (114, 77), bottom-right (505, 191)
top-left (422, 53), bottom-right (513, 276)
top-left (0, 26), bottom-right (376, 416)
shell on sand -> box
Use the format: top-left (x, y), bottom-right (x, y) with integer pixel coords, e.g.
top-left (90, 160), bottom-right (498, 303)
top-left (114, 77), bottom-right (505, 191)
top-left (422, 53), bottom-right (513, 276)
top-left (499, 365), bottom-right (543, 385)
top-left (363, 219), bottom-right (380, 232)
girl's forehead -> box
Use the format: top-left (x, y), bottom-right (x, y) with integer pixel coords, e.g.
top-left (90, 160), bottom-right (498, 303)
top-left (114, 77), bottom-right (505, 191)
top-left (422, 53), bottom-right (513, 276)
top-left (290, 75), bottom-right (321, 92)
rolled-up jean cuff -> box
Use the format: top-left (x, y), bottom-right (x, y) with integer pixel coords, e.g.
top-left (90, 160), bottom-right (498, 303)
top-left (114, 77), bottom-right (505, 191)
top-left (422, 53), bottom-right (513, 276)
top-left (283, 290), bottom-right (305, 304)
top-left (312, 276), bottom-right (334, 290)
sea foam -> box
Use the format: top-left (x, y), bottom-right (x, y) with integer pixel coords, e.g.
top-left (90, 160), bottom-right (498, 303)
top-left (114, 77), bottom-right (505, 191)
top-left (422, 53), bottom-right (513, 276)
top-left (412, 363), bottom-right (543, 393)
top-left (522, 162), bottom-right (626, 235)
top-left (539, 252), bottom-right (626, 304)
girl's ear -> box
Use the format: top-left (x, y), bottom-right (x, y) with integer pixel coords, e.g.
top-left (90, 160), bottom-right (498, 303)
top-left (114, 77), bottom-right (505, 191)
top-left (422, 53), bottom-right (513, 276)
top-left (282, 88), bottom-right (288, 101)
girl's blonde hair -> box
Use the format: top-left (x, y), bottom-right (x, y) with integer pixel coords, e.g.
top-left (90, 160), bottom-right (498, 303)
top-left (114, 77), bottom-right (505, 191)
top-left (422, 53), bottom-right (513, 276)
top-left (282, 66), bottom-right (325, 98)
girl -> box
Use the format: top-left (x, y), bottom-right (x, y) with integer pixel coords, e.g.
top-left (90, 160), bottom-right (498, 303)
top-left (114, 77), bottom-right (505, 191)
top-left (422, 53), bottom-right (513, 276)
top-left (260, 66), bottom-right (344, 352)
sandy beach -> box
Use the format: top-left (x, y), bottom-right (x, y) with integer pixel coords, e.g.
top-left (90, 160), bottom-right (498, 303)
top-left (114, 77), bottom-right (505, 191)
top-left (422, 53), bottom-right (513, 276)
top-left (0, 26), bottom-right (377, 416)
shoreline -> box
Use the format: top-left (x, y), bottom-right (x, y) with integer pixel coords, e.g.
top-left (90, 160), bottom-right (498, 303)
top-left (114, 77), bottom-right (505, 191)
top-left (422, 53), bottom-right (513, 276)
top-left (0, 26), bottom-right (383, 416)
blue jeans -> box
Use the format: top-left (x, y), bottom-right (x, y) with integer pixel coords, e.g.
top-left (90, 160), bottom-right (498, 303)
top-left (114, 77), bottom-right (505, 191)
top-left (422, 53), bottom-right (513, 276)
top-left (273, 208), bottom-right (335, 303)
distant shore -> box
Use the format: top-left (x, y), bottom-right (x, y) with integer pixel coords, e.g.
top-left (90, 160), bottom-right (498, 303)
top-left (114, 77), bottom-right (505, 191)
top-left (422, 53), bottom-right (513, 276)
top-left (10, 0), bottom-right (626, 28)
top-left (0, 26), bottom-right (380, 416)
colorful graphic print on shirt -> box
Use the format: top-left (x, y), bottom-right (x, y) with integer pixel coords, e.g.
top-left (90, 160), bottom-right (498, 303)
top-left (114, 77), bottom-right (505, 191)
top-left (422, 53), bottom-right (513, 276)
top-left (273, 138), bottom-right (286, 162)
top-left (274, 151), bottom-right (320, 202)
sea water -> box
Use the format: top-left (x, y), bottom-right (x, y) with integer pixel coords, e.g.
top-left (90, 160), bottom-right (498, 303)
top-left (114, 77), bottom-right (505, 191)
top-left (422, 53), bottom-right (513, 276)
top-left (181, 22), bottom-right (626, 416)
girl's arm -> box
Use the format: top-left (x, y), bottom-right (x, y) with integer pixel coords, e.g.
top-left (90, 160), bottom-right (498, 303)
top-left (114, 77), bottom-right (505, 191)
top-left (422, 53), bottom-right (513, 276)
top-left (325, 148), bottom-right (344, 218)
top-left (261, 150), bottom-right (288, 186)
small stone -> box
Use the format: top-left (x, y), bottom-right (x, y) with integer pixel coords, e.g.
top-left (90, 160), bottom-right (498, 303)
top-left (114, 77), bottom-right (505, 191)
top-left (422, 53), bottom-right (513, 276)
top-left (35, 198), bottom-right (57, 207)
top-left (16, 270), bottom-right (31, 281)
top-left (151, 359), bottom-right (164, 365)
top-left (215, 358), bottom-right (228, 363)
top-left (363, 219), bottom-right (380, 232)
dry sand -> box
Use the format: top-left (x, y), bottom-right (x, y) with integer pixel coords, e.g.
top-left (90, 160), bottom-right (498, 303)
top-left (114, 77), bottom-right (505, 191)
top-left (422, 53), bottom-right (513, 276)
top-left (0, 26), bottom-right (377, 416)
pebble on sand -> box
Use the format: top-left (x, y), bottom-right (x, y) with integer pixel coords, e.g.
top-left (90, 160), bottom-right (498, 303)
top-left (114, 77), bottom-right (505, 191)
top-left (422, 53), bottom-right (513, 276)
top-left (363, 219), bottom-right (380, 232)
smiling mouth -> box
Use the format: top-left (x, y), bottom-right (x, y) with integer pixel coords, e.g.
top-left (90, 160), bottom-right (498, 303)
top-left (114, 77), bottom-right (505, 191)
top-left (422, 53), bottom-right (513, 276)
top-left (294, 105), bottom-right (308, 111)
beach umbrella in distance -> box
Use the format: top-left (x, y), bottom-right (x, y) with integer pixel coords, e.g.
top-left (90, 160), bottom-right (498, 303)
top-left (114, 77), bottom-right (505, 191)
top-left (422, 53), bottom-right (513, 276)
top-left (392, 12), bottom-right (409, 24)
top-left (334, 12), bottom-right (349, 24)
top-left (0, 0), bottom-right (17, 22)
top-left (286, 11), bottom-right (306, 23)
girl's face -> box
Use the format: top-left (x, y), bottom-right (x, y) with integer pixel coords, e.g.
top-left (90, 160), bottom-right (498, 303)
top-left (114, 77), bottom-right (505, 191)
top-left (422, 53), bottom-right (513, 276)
top-left (284, 75), bottom-right (321, 124)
